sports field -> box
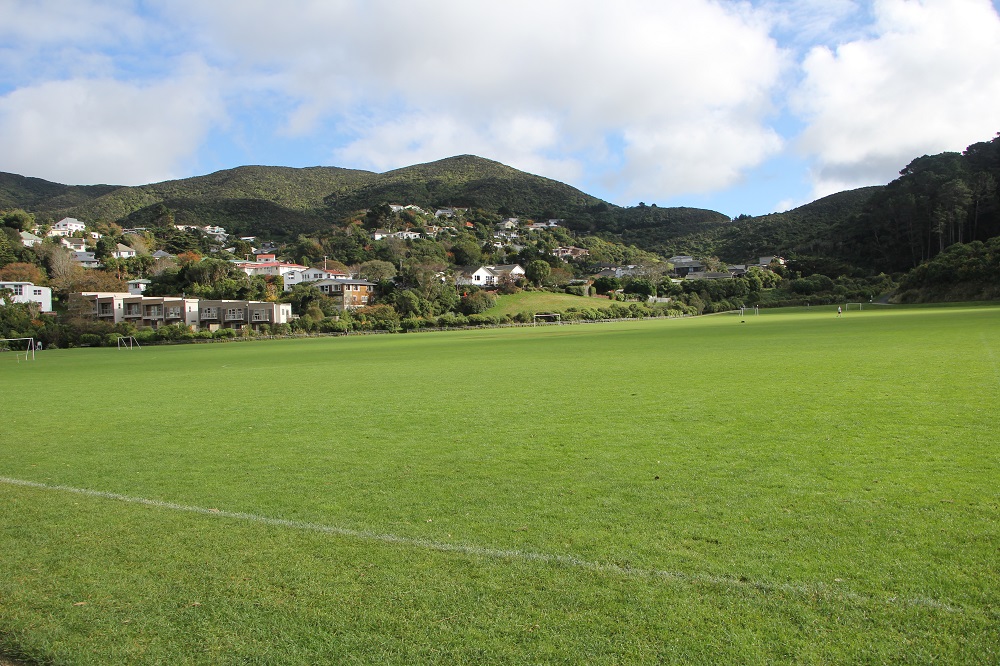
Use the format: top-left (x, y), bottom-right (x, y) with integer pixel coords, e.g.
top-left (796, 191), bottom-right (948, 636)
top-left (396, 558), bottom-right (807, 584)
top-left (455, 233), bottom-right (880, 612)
top-left (1, 305), bottom-right (998, 664)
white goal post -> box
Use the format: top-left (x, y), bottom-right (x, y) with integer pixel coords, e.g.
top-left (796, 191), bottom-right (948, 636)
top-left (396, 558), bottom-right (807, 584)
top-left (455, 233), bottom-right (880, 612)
top-left (533, 313), bottom-right (562, 325)
top-left (117, 335), bottom-right (141, 350)
top-left (0, 337), bottom-right (37, 361)
top-left (846, 302), bottom-right (864, 311)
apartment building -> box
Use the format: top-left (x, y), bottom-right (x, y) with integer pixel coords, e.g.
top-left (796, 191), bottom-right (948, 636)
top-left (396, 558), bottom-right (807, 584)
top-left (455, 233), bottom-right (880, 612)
top-left (80, 293), bottom-right (292, 331)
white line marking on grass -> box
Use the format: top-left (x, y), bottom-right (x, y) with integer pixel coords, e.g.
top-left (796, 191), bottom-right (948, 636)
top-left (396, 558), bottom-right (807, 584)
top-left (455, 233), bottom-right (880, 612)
top-left (0, 476), bottom-right (963, 613)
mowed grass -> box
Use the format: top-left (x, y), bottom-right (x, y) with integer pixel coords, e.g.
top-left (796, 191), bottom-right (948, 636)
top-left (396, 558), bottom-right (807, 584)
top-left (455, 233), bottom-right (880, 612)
top-left (1, 305), bottom-right (998, 664)
top-left (484, 290), bottom-right (599, 316)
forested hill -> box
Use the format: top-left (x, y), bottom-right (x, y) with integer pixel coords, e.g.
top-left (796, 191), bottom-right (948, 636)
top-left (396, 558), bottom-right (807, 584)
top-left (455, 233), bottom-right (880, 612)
top-left (0, 172), bottom-right (120, 212)
top-left (3, 132), bottom-right (999, 272)
top-left (3, 156), bottom-right (614, 237)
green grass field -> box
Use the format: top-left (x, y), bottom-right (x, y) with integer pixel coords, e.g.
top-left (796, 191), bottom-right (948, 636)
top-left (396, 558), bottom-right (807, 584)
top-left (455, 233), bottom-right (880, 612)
top-left (2, 305), bottom-right (998, 664)
top-left (485, 290), bottom-right (602, 316)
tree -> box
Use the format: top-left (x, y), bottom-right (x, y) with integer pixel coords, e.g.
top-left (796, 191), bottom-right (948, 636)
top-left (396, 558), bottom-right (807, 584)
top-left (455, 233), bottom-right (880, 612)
top-left (592, 276), bottom-right (621, 294)
top-left (358, 259), bottom-right (397, 283)
top-left (459, 290), bottom-right (496, 314)
top-left (525, 260), bottom-right (551, 286)
top-left (0, 262), bottom-right (46, 284)
top-left (1, 209), bottom-right (34, 232)
top-left (450, 239), bottom-right (483, 266)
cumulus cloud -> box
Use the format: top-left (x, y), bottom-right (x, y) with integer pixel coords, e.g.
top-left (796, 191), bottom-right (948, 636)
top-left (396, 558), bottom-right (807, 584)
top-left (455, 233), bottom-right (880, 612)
top-left (0, 63), bottom-right (225, 185)
top-left (172, 0), bottom-right (786, 202)
top-left (793, 0), bottom-right (1000, 197)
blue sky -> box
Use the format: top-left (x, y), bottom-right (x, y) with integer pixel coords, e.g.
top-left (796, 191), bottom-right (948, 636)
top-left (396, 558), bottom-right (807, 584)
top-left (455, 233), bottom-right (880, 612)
top-left (1, 0), bottom-right (999, 218)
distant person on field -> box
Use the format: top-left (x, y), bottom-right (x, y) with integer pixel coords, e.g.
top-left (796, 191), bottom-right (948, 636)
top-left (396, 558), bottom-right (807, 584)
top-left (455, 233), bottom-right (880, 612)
top-left (837, 306), bottom-right (842, 318)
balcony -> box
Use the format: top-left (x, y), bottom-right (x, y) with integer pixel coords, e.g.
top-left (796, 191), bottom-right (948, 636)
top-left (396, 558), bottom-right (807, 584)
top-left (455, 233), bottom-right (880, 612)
top-left (200, 309), bottom-right (219, 319)
top-left (251, 312), bottom-right (271, 322)
top-left (225, 310), bottom-right (245, 321)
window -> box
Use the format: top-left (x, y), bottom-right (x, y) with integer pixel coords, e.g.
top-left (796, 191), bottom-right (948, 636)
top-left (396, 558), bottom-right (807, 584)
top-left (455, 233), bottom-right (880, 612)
top-left (226, 308), bottom-right (243, 320)
top-left (12, 285), bottom-right (23, 295)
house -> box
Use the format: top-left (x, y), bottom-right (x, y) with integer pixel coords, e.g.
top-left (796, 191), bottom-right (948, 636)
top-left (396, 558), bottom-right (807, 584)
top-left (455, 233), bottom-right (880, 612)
top-left (19, 231), bottom-right (42, 247)
top-left (373, 229), bottom-right (392, 240)
top-left (388, 204), bottom-right (426, 215)
top-left (283, 267), bottom-right (350, 291)
top-left (73, 251), bottom-right (101, 268)
top-left (60, 237), bottom-right (88, 252)
top-left (236, 255), bottom-right (309, 278)
top-left (128, 279), bottom-right (150, 295)
top-left (151, 250), bottom-right (174, 260)
top-left (455, 264), bottom-right (526, 287)
top-left (0, 282), bottom-right (52, 312)
top-left (496, 219), bottom-right (519, 231)
top-left (758, 256), bottom-right (785, 268)
top-left (112, 243), bottom-right (137, 259)
top-left (434, 207), bottom-right (467, 219)
top-left (727, 265), bottom-right (748, 277)
top-left (685, 271), bottom-right (732, 281)
top-left (668, 256), bottom-right (704, 277)
top-left (592, 265), bottom-right (641, 279)
top-left (202, 225), bottom-right (228, 241)
top-left (553, 246), bottom-right (590, 260)
top-left (310, 278), bottom-right (376, 310)
top-left (48, 217), bottom-right (86, 237)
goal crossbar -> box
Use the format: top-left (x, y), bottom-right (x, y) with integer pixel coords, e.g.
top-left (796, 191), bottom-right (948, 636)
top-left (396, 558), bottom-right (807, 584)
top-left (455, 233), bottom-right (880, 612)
top-left (117, 335), bottom-right (141, 350)
top-left (0, 337), bottom-right (37, 361)
top-left (532, 313), bottom-right (562, 325)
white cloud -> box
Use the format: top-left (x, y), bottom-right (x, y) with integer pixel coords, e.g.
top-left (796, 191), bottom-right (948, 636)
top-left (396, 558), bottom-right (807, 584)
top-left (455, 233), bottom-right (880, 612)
top-left (168, 0), bottom-right (786, 203)
top-left (0, 63), bottom-right (225, 185)
top-left (793, 0), bottom-right (1000, 197)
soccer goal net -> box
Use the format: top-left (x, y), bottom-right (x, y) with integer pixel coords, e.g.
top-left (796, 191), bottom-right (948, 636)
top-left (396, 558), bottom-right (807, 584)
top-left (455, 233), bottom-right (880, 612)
top-left (532, 313), bottom-right (562, 325)
top-left (846, 302), bottom-right (864, 311)
top-left (0, 337), bottom-right (37, 362)
top-left (117, 335), bottom-right (141, 350)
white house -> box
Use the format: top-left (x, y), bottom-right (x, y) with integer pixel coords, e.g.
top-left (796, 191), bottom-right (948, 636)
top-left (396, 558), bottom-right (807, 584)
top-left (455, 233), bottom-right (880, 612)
top-left (455, 264), bottom-right (525, 287)
top-left (19, 231), bottom-right (43, 247)
top-left (1, 282), bottom-right (53, 312)
top-left (235, 255), bottom-right (309, 278)
top-left (128, 279), bottom-right (150, 295)
top-left (112, 243), bottom-right (137, 259)
top-left (60, 237), bottom-right (88, 252)
top-left (202, 225), bottom-right (228, 241)
top-left (282, 267), bottom-right (350, 291)
top-left (48, 217), bottom-right (86, 237)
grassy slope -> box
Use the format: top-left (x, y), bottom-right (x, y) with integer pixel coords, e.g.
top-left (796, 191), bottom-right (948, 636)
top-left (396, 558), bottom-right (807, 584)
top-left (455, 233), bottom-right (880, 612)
top-left (484, 291), bottom-right (605, 317)
top-left (2, 306), bottom-right (998, 663)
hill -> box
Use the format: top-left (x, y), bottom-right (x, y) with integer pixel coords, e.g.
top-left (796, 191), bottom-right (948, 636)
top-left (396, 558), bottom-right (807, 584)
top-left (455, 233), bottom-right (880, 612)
top-left (4, 132), bottom-right (998, 272)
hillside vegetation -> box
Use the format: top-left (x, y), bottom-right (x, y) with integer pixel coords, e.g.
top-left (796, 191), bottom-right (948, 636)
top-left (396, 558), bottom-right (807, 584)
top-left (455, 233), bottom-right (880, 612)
top-left (3, 132), bottom-right (1000, 275)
